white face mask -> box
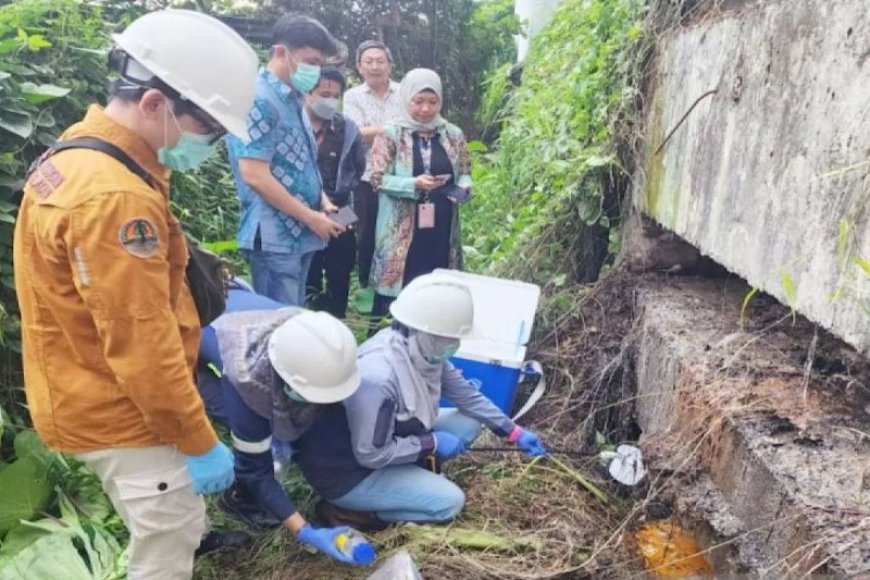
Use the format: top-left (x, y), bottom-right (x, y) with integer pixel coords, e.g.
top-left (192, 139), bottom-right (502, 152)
top-left (310, 96), bottom-right (339, 120)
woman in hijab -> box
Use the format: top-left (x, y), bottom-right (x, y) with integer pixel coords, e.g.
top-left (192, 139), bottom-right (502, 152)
top-left (294, 274), bottom-right (546, 528)
top-left (368, 68), bottom-right (472, 317)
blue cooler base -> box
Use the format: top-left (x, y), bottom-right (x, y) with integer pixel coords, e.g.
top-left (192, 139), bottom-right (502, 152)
top-left (441, 356), bottom-right (521, 415)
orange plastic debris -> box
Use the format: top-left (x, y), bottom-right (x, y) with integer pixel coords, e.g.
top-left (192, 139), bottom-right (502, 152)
top-left (635, 520), bottom-right (714, 578)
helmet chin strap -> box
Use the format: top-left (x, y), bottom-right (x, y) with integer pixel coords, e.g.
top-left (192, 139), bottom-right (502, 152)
top-left (282, 384), bottom-right (308, 404)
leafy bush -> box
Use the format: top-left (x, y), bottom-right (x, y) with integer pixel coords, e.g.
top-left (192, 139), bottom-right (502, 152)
top-left (462, 0), bottom-right (647, 287)
top-left (0, 0), bottom-right (244, 412)
top-left (0, 0), bottom-right (110, 354)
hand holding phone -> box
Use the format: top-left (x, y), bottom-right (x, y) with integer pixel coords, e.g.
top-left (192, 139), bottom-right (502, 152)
top-left (434, 173), bottom-right (453, 183)
top-left (328, 206), bottom-right (359, 228)
top-left (446, 186), bottom-right (471, 203)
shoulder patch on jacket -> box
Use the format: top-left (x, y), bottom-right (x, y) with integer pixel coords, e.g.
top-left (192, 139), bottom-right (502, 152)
top-left (119, 217), bottom-right (159, 258)
top-left (27, 159), bottom-right (64, 199)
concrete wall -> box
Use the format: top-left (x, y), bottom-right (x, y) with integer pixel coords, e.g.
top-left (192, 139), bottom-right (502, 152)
top-left (634, 0), bottom-right (870, 355)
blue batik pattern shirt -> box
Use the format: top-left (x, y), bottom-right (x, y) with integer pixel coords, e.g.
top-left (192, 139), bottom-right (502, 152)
top-left (226, 69), bottom-right (325, 254)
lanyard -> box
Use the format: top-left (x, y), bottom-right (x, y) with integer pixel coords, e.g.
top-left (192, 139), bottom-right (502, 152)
top-left (420, 135), bottom-right (432, 175)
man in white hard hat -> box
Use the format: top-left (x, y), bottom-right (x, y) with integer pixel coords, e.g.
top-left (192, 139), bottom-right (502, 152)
top-left (13, 10), bottom-right (258, 579)
top-left (295, 274), bottom-right (547, 528)
top-left (208, 308), bottom-right (368, 565)
top-left (226, 15), bottom-right (345, 307)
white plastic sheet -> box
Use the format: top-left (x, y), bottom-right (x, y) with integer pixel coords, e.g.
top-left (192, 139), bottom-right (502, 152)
top-left (365, 550), bottom-right (423, 580)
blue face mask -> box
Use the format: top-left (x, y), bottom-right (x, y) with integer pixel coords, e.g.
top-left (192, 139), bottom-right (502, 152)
top-left (158, 132), bottom-right (215, 172)
top-left (158, 105), bottom-right (217, 172)
top-left (417, 334), bottom-right (461, 364)
top-left (290, 61), bottom-right (321, 93)
top-left (425, 342), bottom-right (460, 364)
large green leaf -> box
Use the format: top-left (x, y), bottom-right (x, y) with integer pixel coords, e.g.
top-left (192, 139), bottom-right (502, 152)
top-left (0, 432), bottom-right (57, 537)
top-left (0, 113), bottom-right (32, 140)
top-left (0, 530), bottom-right (94, 580)
top-left (0, 492), bottom-right (126, 579)
top-left (19, 82), bottom-right (70, 104)
top-left (0, 454), bottom-right (55, 537)
top-left (12, 430), bottom-right (47, 458)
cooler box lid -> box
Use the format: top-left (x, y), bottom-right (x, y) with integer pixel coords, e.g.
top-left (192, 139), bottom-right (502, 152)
top-left (433, 269), bottom-right (540, 347)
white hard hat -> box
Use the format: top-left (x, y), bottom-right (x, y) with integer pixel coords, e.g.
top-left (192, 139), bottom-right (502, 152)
top-left (267, 311), bottom-right (360, 404)
top-left (112, 9), bottom-right (258, 139)
top-left (389, 274), bottom-right (474, 339)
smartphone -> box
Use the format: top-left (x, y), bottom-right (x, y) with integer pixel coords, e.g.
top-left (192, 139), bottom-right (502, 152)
top-left (447, 186), bottom-right (471, 202)
top-left (434, 173), bottom-right (453, 182)
top-left (328, 205), bottom-right (359, 228)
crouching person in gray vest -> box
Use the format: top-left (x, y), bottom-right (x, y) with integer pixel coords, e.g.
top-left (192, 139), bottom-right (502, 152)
top-left (210, 308), bottom-right (366, 565)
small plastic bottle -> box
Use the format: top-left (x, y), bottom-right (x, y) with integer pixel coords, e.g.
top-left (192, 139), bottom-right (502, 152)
top-left (335, 531), bottom-right (377, 565)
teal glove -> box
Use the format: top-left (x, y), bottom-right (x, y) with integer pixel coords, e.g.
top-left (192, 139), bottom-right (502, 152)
top-left (433, 431), bottom-right (466, 461)
top-left (185, 442), bottom-right (235, 495)
top-left (296, 524), bottom-right (360, 564)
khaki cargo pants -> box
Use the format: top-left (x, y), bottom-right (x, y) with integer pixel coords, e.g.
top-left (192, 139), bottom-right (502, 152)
top-left (76, 446), bottom-right (208, 580)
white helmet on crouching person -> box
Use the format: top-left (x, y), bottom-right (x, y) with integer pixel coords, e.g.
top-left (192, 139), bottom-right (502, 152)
top-left (110, 9), bottom-right (259, 140)
top-left (267, 311), bottom-right (361, 404)
top-left (389, 273), bottom-right (474, 339)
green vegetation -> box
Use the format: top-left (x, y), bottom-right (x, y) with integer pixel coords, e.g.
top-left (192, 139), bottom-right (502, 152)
top-left (462, 0), bottom-right (647, 288)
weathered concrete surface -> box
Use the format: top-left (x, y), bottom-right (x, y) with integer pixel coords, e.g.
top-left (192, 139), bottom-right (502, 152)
top-left (634, 0), bottom-right (870, 356)
top-left (631, 277), bottom-right (870, 577)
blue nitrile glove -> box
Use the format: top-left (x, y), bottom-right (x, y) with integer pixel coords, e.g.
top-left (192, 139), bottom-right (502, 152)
top-left (509, 427), bottom-right (548, 457)
top-left (433, 431), bottom-right (466, 461)
top-left (185, 442), bottom-right (235, 495)
top-left (296, 524), bottom-right (359, 564)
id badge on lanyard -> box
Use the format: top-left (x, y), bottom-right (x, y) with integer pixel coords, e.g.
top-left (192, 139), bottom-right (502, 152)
top-left (418, 202), bottom-right (435, 229)
top-left (418, 136), bottom-right (435, 229)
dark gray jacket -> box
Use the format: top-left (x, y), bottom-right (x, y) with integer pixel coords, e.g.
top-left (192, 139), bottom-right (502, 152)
top-left (328, 114), bottom-right (365, 206)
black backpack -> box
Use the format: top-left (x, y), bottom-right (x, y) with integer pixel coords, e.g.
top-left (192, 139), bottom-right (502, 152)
top-left (21, 137), bottom-right (228, 326)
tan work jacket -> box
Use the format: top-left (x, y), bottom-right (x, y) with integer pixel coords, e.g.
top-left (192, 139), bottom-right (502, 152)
top-left (13, 106), bottom-right (217, 455)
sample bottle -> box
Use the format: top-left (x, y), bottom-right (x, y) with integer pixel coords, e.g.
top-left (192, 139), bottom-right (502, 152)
top-left (335, 531), bottom-right (377, 565)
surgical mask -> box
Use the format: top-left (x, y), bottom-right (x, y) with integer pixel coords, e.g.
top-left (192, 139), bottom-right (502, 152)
top-left (289, 59), bottom-right (321, 93)
top-left (158, 105), bottom-right (216, 172)
top-left (310, 97), bottom-right (339, 120)
top-left (282, 384), bottom-right (308, 404)
top-left (416, 332), bottom-right (461, 364)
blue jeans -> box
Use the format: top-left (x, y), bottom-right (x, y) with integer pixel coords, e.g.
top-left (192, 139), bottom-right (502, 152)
top-left (243, 249), bottom-right (315, 306)
top-left (331, 409), bottom-right (482, 523)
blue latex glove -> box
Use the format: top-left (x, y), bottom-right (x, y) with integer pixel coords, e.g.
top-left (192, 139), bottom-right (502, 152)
top-left (296, 524), bottom-right (359, 564)
top-left (185, 442), bottom-right (235, 495)
top-left (433, 431), bottom-right (466, 461)
top-left (514, 428), bottom-right (548, 457)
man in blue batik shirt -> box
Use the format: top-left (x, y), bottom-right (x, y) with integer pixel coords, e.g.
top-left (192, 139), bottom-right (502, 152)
top-left (226, 15), bottom-right (345, 306)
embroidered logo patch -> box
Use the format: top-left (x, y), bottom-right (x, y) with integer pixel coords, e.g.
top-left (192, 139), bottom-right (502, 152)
top-left (27, 159), bottom-right (64, 200)
top-left (119, 218), bottom-right (159, 258)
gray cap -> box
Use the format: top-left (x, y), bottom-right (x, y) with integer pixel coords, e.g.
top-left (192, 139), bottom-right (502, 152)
top-left (356, 40), bottom-right (393, 64)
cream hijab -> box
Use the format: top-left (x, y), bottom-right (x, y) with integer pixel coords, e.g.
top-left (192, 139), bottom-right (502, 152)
top-left (395, 68), bottom-right (446, 133)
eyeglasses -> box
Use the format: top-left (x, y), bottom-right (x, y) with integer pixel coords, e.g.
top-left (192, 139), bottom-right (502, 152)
top-left (115, 79), bottom-right (226, 144)
top-left (181, 103), bottom-right (226, 145)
